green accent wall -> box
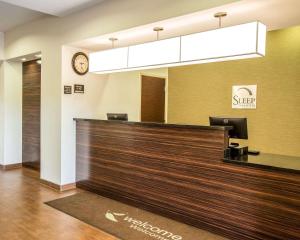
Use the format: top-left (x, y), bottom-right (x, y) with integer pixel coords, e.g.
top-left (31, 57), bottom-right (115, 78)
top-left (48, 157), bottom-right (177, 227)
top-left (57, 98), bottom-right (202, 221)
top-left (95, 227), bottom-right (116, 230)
top-left (168, 25), bottom-right (300, 157)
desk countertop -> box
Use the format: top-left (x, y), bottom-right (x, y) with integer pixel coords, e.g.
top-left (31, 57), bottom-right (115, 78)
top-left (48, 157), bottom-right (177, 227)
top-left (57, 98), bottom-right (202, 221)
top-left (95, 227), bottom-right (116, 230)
top-left (224, 153), bottom-right (300, 174)
top-left (74, 118), bottom-right (232, 131)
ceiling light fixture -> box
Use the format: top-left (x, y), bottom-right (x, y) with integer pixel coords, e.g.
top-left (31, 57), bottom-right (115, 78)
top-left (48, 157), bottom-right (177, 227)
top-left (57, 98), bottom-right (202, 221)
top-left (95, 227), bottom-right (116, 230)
top-left (153, 27), bottom-right (164, 40)
top-left (108, 37), bottom-right (118, 48)
top-left (89, 15), bottom-right (266, 74)
top-left (214, 12), bottom-right (227, 28)
top-left (21, 58), bottom-right (27, 62)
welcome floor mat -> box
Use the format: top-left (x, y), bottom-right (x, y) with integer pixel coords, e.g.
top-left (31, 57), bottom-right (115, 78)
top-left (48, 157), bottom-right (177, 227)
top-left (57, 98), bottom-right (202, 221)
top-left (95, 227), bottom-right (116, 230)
top-left (45, 192), bottom-right (228, 240)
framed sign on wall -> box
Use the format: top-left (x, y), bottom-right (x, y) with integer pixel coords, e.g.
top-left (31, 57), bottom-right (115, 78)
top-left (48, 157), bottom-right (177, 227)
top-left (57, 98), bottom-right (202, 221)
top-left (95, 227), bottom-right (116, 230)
top-left (64, 85), bottom-right (72, 94)
top-left (74, 84), bottom-right (84, 93)
top-left (232, 85), bottom-right (257, 109)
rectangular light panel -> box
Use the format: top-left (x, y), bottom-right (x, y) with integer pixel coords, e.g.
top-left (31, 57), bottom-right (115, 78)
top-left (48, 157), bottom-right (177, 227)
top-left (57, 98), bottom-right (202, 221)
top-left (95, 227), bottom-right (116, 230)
top-left (181, 22), bottom-right (266, 63)
top-left (127, 37), bottom-right (181, 68)
top-left (89, 47), bottom-right (128, 72)
top-left (89, 22), bottom-right (266, 74)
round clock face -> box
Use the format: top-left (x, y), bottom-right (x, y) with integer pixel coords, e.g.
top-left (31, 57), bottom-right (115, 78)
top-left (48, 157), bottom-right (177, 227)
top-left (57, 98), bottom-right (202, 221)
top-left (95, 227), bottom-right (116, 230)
top-left (72, 52), bottom-right (89, 75)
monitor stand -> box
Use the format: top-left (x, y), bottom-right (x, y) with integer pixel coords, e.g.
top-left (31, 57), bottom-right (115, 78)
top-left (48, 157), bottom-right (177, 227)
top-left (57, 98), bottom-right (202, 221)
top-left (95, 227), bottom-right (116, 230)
top-left (229, 140), bottom-right (260, 156)
top-left (228, 143), bottom-right (248, 157)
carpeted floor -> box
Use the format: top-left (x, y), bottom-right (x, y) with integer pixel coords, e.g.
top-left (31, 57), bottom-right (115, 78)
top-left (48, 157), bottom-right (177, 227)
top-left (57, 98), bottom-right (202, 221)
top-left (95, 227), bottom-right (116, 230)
top-left (46, 192), bottom-right (228, 240)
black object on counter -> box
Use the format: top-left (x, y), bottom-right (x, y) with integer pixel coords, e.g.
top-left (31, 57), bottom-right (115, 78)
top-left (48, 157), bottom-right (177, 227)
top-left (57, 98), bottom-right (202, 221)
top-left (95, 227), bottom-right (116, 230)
top-left (224, 153), bottom-right (300, 174)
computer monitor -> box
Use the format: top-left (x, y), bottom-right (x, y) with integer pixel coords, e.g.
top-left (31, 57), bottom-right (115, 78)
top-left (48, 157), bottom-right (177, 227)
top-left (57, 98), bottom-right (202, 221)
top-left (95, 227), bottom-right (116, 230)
top-left (209, 116), bottom-right (248, 139)
top-left (107, 113), bottom-right (128, 121)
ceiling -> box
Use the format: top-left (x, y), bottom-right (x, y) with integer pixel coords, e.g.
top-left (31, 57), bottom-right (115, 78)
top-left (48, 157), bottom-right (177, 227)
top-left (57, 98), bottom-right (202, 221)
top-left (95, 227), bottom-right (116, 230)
top-left (0, 0), bottom-right (105, 32)
top-left (71, 0), bottom-right (300, 51)
top-left (0, 0), bottom-right (104, 16)
top-left (0, 1), bottom-right (44, 32)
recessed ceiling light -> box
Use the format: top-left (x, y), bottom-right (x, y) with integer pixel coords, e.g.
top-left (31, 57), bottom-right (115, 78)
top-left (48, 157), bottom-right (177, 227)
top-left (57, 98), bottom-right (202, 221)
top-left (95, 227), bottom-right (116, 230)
top-left (36, 60), bottom-right (42, 64)
top-left (21, 58), bottom-right (27, 62)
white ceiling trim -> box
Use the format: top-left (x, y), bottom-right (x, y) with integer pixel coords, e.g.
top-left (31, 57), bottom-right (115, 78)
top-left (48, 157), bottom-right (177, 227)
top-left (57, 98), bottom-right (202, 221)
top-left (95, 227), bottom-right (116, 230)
top-left (70, 0), bottom-right (300, 51)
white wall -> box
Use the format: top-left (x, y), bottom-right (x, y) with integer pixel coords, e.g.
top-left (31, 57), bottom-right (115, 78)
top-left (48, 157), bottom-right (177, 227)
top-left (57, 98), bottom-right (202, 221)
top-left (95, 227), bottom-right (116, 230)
top-left (0, 32), bottom-right (4, 60)
top-left (0, 61), bottom-right (22, 166)
top-left (3, 0), bottom-right (235, 185)
top-left (0, 62), bottom-right (4, 165)
top-left (0, 33), bottom-right (4, 61)
top-left (61, 46), bottom-right (142, 185)
top-left (0, 34), bottom-right (4, 163)
top-left (61, 46), bottom-right (168, 184)
top-left (0, 34), bottom-right (4, 165)
top-left (61, 46), bottom-right (107, 184)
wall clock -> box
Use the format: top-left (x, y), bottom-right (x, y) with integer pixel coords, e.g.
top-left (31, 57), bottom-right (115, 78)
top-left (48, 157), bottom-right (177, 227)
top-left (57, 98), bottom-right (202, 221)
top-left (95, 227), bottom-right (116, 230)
top-left (72, 52), bottom-right (89, 75)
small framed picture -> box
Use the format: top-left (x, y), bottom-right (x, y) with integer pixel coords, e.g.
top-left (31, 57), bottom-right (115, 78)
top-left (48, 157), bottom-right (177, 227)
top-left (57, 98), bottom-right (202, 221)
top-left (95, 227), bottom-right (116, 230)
top-left (64, 85), bottom-right (72, 94)
top-left (74, 84), bottom-right (84, 93)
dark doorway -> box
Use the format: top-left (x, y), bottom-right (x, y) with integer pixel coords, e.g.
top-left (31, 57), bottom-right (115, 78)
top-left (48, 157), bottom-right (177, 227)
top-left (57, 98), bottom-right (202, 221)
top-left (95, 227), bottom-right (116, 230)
top-left (22, 60), bottom-right (41, 171)
top-left (141, 75), bottom-right (165, 123)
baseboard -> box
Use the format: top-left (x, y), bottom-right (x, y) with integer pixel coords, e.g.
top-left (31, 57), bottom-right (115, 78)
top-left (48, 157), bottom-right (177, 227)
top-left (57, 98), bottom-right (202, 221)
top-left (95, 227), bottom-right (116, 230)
top-left (40, 179), bottom-right (76, 192)
top-left (0, 163), bottom-right (22, 170)
top-left (61, 182), bottom-right (77, 191)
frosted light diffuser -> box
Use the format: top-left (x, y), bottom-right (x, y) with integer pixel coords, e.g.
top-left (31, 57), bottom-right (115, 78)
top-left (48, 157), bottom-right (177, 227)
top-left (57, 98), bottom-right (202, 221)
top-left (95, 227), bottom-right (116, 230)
top-left (128, 37), bottom-right (181, 68)
top-left (89, 21), bottom-right (266, 74)
top-left (181, 22), bottom-right (266, 62)
top-left (89, 47), bottom-right (128, 72)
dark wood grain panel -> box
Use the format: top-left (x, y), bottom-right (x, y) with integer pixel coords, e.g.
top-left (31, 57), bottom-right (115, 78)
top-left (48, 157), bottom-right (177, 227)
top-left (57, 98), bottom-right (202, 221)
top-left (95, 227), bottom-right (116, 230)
top-left (141, 75), bottom-right (165, 123)
top-left (75, 120), bottom-right (300, 240)
top-left (22, 60), bottom-right (41, 171)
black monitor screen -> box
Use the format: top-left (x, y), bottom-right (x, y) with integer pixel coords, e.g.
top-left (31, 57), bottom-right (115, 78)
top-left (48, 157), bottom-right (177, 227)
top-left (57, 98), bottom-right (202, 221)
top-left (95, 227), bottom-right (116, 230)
top-left (107, 113), bottom-right (128, 121)
top-left (209, 116), bottom-right (248, 139)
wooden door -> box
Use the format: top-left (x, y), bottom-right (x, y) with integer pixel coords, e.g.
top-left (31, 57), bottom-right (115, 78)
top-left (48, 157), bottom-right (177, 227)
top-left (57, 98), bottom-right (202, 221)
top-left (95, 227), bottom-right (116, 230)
top-left (141, 75), bottom-right (165, 123)
top-left (22, 60), bottom-right (41, 171)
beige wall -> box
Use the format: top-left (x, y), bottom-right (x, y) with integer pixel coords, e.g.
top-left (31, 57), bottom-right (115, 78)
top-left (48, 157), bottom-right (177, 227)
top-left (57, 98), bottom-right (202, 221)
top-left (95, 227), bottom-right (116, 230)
top-left (0, 61), bottom-right (22, 165)
top-left (101, 68), bottom-right (168, 122)
top-left (168, 25), bottom-right (300, 157)
top-left (97, 71), bottom-right (142, 121)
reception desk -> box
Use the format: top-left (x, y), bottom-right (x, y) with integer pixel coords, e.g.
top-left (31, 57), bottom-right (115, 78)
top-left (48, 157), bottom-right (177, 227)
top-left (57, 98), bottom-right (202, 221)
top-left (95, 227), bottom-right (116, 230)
top-left (74, 119), bottom-right (300, 240)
